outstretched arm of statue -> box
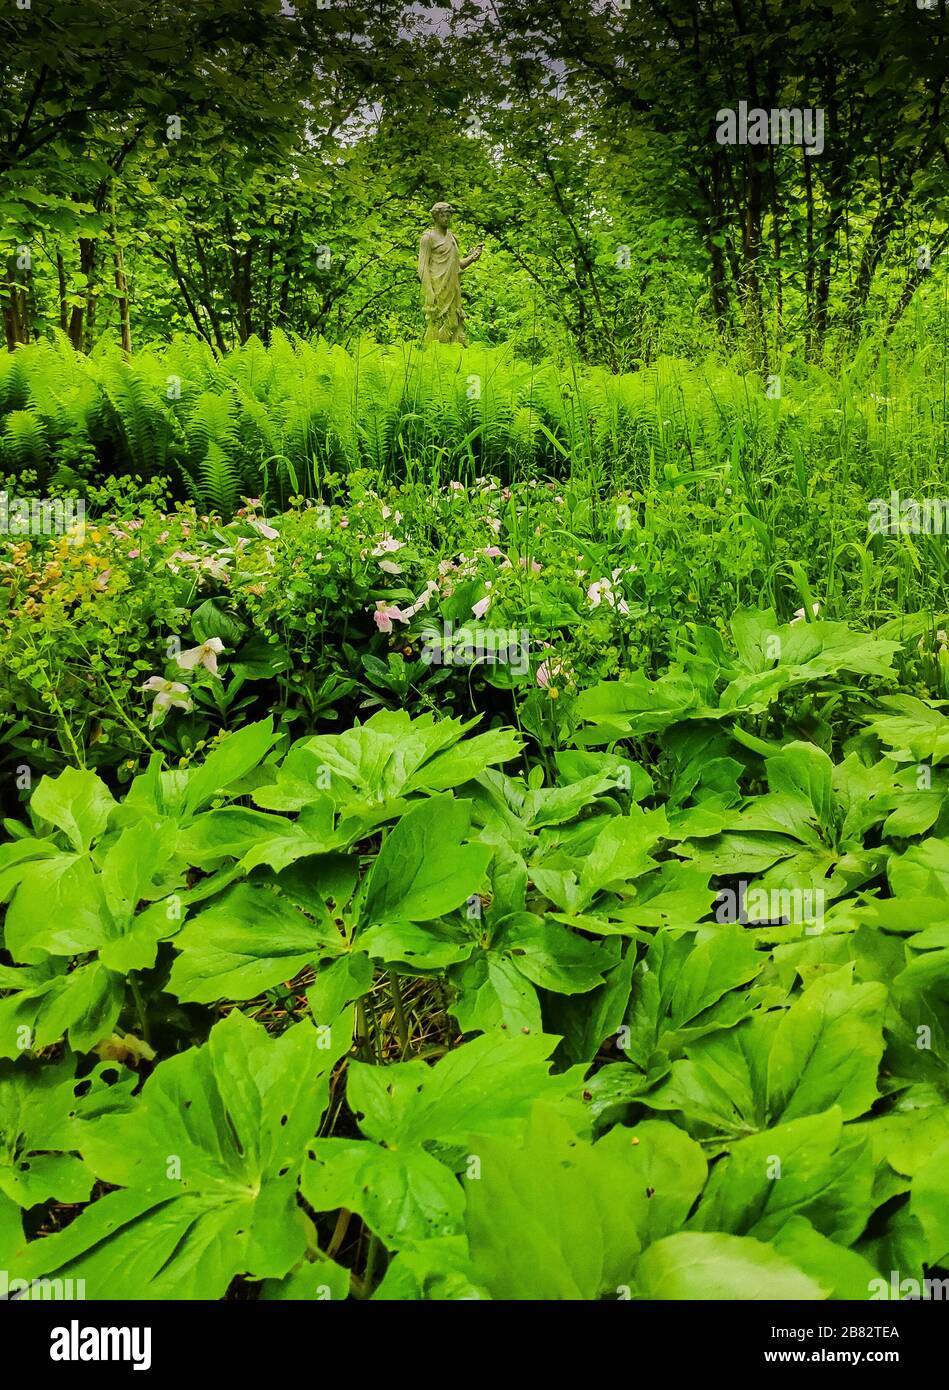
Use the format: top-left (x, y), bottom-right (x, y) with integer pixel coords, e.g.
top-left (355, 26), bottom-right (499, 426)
top-left (460, 243), bottom-right (484, 271)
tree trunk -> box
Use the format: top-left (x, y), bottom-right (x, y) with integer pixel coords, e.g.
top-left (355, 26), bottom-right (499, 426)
top-left (109, 204), bottom-right (132, 356)
top-left (56, 250), bottom-right (68, 332)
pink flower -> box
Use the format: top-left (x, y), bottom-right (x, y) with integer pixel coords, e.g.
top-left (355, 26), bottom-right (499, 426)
top-left (374, 602), bottom-right (407, 633)
top-left (339, 517), bottom-right (349, 529)
top-left (449, 481), bottom-right (465, 493)
top-left (249, 517), bottom-right (279, 541)
top-left (128, 549), bottom-right (140, 559)
top-left (378, 559), bottom-right (403, 575)
top-left (587, 577), bottom-right (630, 616)
top-left (169, 550), bottom-right (200, 569)
top-left (472, 595), bottom-right (491, 620)
top-left (402, 580), bottom-right (439, 620)
top-left (93, 570), bottom-right (111, 591)
top-left (519, 557), bottom-right (542, 574)
top-left (200, 556), bottom-right (230, 582)
top-left (481, 546), bottom-right (503, 559)
top-left (372, 537), bottom-right (404, 556)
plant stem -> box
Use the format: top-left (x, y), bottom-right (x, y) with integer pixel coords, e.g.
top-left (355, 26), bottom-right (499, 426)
top-left (386, 967), bottom-right (410, 1057)
top-left (128, 971), bottom-right (150, 1043)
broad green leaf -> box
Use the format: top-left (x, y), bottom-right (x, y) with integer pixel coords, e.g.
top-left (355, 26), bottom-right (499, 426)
top-left (348, 1032), bottom-right (584, 1147)
top-left (363, 796), bottom-right (491, 924)
top-left (168, 883), bottom-right (344, 1003)
top-left (465, 1106), bottom-right (646, 1300)
top-left (691, 1109), bottom-right (874, 1245)
top-left (766, 968), bottom-right (886, 1121)
top-left (30, 768), bottom-right (116, 852)
top-left (14, 1013), bottom-right (344, 1299)
top-left (301, 1139), bottom-right (464, 1249)
top-left (634, 1231), bottom-right (823, 1300)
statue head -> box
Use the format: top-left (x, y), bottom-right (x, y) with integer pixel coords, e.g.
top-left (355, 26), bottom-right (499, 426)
top-left (430, 201), bottom-right (453, 230)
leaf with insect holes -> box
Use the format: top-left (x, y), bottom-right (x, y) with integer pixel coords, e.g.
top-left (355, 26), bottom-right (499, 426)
top-left (10, 1011), bottom-right (350, 1299)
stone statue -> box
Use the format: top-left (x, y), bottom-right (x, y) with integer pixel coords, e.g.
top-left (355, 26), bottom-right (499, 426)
top-left (418, 202), bottom-right (483, 345)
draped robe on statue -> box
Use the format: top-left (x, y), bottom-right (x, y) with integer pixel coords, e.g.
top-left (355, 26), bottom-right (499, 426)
top-left (418, 228), bottom-right (467, 344)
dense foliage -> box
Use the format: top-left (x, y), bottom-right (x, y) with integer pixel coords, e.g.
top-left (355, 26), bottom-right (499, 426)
top-left (2, 639), bottom-right (949, 1299)
top-left (3, 2), bottom-right (948, 366)
top-left (1, 0), bottom-right (948, 1308)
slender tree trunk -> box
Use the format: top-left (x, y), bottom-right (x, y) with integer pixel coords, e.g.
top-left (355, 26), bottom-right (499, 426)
top-left (56, 250), bottom-right (68, 332)
top-left (68, 237), bottom-right (97, 350)
top-left (167, 247), bottom-right (214, 346)
top-left (109, 201), bottom-right (132, 356)
top-left (191, 232), bottom-right (227, 353)
top-left (2, 253), bottom-right (30, 348)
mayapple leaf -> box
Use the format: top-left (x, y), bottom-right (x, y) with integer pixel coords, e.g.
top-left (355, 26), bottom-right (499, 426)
top-left (348, 1031), bottom-right (584, 1148)
top-left (0, 1057), bottom-right (100, 1209)
top-left (0, 959), bottom-right (125, 1060)
top-left (372, 1237), bottom-right (485, 1301)
top-left (167, 882), bottom-right (344, 1004)
top-left (464, 1105), bottom-right (651, 1300)
top-left (689, 1108), bottom-right (875, 1245)
top-left (12, 1012), bottom-right (344, 1299)
top-left (29, 767), bottom-right (116, 853)
top-left (181, 718), bottom-right (279, 819)
top-left (259, 1252), bottom-right (350, 1302)
top-left (766, 967), bottom-right (886, 1122)
top-left (771, 1217), bottom-right (882, 1300)
top-left (634, 1231), bottom-right (824, 1300)
top-left (301, 1139), bottom-right (464, 1249)
top-left (363, 795), bottom-right (492, 924)
top-left (447, 950), bottom-right (542, 1034)
top-left (910, 1139), bottom-right (949, 1265)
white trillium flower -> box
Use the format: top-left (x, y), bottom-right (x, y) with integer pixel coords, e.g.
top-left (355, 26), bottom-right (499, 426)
top-left (140, 677), bottom-right (194, 718)
top-left (790, 602), bottom-right (822, 626)
top-left (177, 637), bottom-right (225, 675)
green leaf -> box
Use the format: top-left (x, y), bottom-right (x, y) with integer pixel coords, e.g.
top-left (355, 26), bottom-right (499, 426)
top-left (168, 883), bottom-right (343, 1003)
top-left (634, 1231), bottom-right (824, 1300)
top-left (14, 1013), bottom-right (344, 1299)
top-left (448, 950), bottom-right (542, 1033)
top-left (766, 968), bottom-right (886, 1122)
top-left (30, 768), bottom-right (116, 852)
top-left (465, 1105), bottom-right (646, 1300)
top-left (363, 796), bottom-right (491, 924)
top-left (182, 719), bottom-right (279, 818)
top-left (910, 1139), bottom-right (949, 1265)
top-left (301, 1139), bottom-right (464, 1249)
top-left (691, 1109), bottom-right (875, 1244)
top-left (0, 1057), bottom-right (99, 1209)
top-left (348, 1032), bottom-right (584, 1147)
